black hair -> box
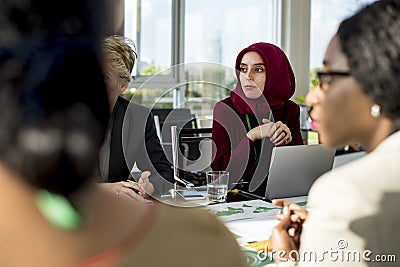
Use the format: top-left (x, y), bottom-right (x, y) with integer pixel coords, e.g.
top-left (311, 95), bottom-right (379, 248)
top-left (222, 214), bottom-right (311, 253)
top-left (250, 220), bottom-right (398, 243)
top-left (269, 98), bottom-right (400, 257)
top-left (337, 0), bottom-right (400, 123)
top-left (0, 0), bottom-right (109, 197)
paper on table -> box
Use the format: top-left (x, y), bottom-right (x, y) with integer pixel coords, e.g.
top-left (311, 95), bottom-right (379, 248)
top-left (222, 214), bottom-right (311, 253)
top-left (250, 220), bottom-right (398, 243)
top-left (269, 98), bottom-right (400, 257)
top-left (223, 197), bottom-right (309, 245)
top-left (206, 198), bottom-right (308, 245)
top-left (226, 218), bottom-right (279, 244)
top-left (205, 200), bottom-right (279, 222)
top-left (279, 196), bottom-right (308, 208)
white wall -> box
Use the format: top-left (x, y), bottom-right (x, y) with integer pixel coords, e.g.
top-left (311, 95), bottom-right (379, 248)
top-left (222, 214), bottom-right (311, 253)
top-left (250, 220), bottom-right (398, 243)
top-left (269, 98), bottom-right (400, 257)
top-left (281, 0), bottom-right (311, 101)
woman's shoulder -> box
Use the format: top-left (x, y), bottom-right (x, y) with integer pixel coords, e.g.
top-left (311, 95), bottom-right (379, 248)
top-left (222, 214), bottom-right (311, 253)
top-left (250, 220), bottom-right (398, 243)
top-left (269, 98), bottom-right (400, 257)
top-left (271, 100), bottom-right (299, 117)
top-left (216, 96), bottom-right (234, 107)
top-left (307, 151), bottom-right (390, 211)
top-left (117, 97), bottom-right (150, 113)
top-left (115, 97), bottom-right (153, 125)
top-left (214, 96), bottom-right (238, 114)
top-left (156, 204), bottom-right (230, 233)
top-left (284, 100), bottom-right (300, 112)
top-left (123, 204), bottom-right (248, 267)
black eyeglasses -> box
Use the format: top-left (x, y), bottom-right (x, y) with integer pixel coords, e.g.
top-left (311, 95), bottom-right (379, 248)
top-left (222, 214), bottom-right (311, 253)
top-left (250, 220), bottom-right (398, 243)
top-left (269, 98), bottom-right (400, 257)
top-left (316, 70), bottom-right (351, 90)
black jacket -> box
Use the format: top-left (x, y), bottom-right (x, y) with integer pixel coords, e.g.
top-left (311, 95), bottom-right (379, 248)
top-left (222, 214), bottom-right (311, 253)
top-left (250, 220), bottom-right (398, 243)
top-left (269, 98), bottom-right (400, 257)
top-left (108, 97), bottom-right (173, 192)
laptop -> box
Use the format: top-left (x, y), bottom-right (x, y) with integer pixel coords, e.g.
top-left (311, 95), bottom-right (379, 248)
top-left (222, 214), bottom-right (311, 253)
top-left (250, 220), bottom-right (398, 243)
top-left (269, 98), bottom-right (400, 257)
top-left (265, 144), bottom-right (336, 200)
top-left (332, 151), bottom-right (366, 169)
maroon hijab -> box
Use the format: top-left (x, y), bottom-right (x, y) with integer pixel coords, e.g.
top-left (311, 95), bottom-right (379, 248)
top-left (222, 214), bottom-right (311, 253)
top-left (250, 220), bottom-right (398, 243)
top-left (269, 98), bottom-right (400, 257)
top-left (231, 42), bottom-right (296, 115)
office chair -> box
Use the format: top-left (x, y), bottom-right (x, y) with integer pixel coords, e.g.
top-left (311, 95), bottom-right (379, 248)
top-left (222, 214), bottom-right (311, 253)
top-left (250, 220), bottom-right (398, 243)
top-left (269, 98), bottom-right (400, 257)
top-left (153, 108), bottom-right (197, 167)
top-left (171, 126), bottom-right (215, 186)
top-left (151, 108), bottom-right (197, 144)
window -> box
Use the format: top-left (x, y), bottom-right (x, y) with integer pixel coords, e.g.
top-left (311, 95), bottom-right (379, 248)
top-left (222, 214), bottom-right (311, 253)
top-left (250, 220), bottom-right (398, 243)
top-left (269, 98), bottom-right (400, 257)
top-left (125, 0), bottom-right (173, 77)
top-left (310, 0), bottom-right (376, 71)
top-left (184, 0), bottom-right (280, 117)
top-left (185, 0), bottom-right (279, 66)
top-left (123, 0), bottom-right (379, 115)
top-left (125, 88), bottom-right (174, 108)
top-left (124, 0), bottom-right (280, 116)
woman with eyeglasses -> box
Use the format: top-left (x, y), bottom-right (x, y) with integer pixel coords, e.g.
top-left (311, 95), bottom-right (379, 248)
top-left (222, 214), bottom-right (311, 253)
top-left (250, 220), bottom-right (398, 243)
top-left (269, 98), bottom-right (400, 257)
top-left (269, 0), bottom-right (400, 265)
top-left (211, 43), bottom-right (303, 196)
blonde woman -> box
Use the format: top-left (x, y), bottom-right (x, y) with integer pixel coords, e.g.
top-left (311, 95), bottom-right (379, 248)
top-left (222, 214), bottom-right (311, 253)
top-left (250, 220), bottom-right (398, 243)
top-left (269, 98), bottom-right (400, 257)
top-left (98, 35), bottom-right (173, 201)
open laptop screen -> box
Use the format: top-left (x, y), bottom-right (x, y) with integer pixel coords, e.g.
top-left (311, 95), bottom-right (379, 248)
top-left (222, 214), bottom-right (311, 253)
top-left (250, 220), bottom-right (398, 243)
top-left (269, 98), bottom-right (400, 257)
top-left (265, 144), bottom-right (336, 200)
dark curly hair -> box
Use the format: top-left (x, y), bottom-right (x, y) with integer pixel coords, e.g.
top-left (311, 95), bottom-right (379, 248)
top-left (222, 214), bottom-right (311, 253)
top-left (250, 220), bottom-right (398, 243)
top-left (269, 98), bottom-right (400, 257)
top-left (337, 0), bottom-right (400, 127)
top-left (0, 0), bottom-right (109, 197)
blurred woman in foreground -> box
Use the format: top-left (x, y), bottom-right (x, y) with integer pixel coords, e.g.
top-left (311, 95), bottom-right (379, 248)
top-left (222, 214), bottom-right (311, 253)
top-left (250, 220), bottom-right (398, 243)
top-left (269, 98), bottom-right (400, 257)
top-left (0, 1), bottom-right (247, 266)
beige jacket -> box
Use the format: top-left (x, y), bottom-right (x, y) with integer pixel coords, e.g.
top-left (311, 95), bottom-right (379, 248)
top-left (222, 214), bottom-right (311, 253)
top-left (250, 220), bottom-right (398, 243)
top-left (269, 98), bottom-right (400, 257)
top-left (297, 131), bottom-right (400, 266)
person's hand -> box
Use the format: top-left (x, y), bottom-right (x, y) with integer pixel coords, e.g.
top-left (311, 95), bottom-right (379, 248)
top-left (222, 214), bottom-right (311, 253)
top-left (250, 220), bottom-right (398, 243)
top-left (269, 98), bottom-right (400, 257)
top-left (138, 171), bottom-right (155, 198)
top-left (269, 211), bottom-right (300, 263)
top-left (273, 199), bottom-right (308, 223)
top-left (246, 118), bottom-right (275, 141)
top-left (101, 181), bottom-right (147, 203)
top-left (269, 199), bottom-right (308, 263)
top-left (246, 119), bottom-right (292, 146)
top-left (269, 120), bottom-right (292, 146)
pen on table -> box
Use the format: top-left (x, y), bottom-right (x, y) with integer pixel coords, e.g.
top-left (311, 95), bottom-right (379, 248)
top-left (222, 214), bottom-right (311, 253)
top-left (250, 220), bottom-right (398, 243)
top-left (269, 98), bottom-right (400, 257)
top-left (127, 179), bottom-right (142, 195)
top-left (174, 176), bottom-right (195, 188)
top-left (231, 181), bottom-right (250, 186)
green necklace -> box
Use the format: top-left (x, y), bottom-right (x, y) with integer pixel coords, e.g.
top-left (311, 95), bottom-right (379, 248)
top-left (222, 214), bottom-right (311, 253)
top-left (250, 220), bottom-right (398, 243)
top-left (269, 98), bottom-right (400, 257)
top-left (35, 190), bottom-right (83, 230)
top-left (245, 114), bottom-right (260, 162)
top-left (245, 112), bottom-right (273, 163)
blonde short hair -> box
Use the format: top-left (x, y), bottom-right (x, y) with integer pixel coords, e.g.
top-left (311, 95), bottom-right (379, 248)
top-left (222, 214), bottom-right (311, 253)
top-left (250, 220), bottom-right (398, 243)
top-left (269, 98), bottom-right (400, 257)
top-left (101, 35), bottom-right (137, 86)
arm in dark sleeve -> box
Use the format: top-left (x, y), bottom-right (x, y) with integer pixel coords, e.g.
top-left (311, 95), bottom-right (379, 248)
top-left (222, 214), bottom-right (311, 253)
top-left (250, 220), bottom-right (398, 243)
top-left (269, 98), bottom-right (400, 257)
top-left (286, 101), bottom-right (303, 145)
top-left (211, 102), bottom-right (256, 183)
top-left (142, 113), bottom-right (174, 183)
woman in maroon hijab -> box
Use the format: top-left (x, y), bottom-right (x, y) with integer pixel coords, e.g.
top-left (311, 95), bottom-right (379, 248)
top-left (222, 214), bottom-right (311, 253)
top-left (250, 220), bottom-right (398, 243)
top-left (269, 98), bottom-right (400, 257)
top-left (211, 42), bottom-right (302, 194)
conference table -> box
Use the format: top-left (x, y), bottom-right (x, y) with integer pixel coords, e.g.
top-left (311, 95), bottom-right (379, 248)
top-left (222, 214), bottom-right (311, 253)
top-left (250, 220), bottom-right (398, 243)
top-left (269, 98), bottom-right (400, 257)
top-left (160, 188), bottom-right (307, 267)
top-left (208, 196), bottom-right (307, 267)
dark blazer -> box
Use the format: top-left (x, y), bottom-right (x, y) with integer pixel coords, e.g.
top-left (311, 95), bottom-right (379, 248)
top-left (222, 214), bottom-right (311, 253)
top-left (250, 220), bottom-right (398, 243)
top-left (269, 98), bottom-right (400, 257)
top-left (108, 97), bottom-right (173, 192)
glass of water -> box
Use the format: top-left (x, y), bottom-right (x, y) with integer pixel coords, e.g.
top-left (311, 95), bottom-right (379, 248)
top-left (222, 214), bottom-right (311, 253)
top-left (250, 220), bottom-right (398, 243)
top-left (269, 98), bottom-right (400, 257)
top-left (206, 171), bottom-right (229, 203)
